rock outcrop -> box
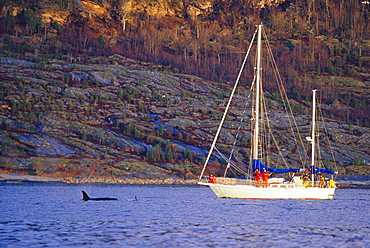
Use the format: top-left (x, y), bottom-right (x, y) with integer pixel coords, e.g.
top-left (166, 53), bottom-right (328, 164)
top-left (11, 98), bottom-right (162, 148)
top-left (0, 54), bottom-right (369, 179)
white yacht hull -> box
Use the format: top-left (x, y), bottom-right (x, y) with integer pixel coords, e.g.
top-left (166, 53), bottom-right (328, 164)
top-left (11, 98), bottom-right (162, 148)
top-left (199, 182), bottom-right (336, 200)
top-left (197, 26), bottom-right (338, 200)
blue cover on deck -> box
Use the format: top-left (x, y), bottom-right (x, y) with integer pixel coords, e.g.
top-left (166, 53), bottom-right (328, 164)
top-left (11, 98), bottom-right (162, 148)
top-left (252, 159), bottom-right (336, 174)
top-left (309, 166), bottom-right (336, 174)
top-left (252, 159), bottom-right (302, 173)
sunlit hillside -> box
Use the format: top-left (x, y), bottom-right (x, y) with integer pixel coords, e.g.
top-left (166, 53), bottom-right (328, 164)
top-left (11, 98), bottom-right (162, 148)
top-left (0, 0), bottom-right (369, 180)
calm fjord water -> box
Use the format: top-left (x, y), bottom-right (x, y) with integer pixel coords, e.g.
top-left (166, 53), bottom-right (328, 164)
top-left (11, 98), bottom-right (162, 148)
top-left (0, 184), bottom-right (369, 247)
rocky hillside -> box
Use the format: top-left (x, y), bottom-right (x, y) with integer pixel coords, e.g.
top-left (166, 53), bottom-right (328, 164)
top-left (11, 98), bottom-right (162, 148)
top-left (0, 53), bottom-right (369, 180)
top-left (1, 0), bottom-right (370, 126)
top-left (0, 0), bottom-right (369, 180)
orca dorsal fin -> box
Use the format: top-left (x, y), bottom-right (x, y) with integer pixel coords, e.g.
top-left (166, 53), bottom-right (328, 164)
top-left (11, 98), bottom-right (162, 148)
top-left (82, 191), bottom-right (90, 201)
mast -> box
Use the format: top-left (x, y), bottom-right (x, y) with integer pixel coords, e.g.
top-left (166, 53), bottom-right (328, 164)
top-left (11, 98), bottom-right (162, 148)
top-left (198, 28), bottom-right (258, 180)
top-left (253, 24), bottom-right (262, 160)
top-left (311, 89), bottom-right (317, 185)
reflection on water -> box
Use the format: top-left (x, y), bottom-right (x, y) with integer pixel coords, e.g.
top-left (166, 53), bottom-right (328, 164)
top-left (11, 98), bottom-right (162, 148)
top-left (0, 185), bottom-right (369, 247)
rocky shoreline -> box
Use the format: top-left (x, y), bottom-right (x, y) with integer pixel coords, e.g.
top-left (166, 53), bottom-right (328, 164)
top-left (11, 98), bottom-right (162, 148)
top-left (0, 173), bottom-right (62, 183)
top-left (1, 173), bottom-right (369, 188)
top-left (61, 176), bottom-right (197, 185)
top-left (0, 173), bottom-right (196, 185)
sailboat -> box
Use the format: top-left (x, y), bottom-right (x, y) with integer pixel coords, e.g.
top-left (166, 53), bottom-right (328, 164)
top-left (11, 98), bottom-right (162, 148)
top-left (198, 24), bottom-right (337, 199)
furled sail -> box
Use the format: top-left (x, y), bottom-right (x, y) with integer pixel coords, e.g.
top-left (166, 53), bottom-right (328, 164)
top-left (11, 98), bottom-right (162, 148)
top-left (309, 166), bottom-right (336, 174)
top-left (252, 160), bottom-right (336, 174)
top-left (252, 159), bottom-right (303, 173)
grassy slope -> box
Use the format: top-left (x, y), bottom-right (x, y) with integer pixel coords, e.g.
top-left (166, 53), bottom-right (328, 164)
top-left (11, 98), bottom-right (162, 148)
top-left (1, 54), bottom-right (369, 180)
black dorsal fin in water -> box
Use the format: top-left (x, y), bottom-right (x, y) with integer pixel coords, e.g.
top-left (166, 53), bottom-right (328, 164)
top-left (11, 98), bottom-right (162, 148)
top-left (81, 191), bottom-right (118, 201)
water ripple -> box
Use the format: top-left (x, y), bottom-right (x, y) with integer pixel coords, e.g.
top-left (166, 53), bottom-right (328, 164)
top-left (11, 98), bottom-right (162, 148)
top-left (0, 185), bottom-right (369, 247)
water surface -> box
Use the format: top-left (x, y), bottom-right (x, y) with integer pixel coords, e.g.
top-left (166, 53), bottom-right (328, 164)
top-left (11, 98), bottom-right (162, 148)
top-left (1, 184), bottom-right (369, 247)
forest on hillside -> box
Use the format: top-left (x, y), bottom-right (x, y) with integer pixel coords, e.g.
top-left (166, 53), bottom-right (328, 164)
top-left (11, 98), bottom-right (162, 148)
top-left (1, 0), bottom-right (370, 126)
